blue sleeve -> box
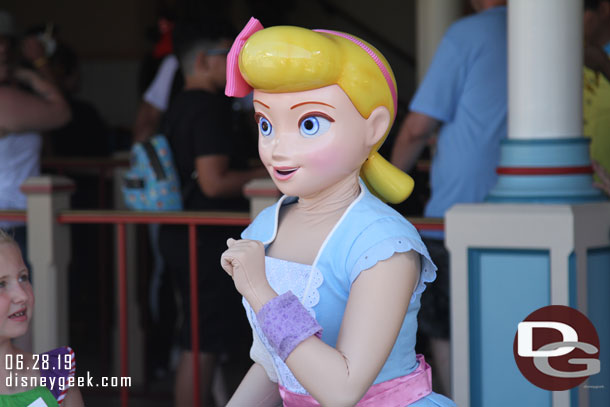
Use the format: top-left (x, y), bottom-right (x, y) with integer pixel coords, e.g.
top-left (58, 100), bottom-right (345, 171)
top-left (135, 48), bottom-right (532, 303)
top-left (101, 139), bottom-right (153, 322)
top-left (345, 217), bottom-right (438, 303)
top-left (410, 31), bottom-right (468, 123)
top-left (241, 204), bottom-right (277, 241)
top-left (240, 224), bottom-right (254, 240)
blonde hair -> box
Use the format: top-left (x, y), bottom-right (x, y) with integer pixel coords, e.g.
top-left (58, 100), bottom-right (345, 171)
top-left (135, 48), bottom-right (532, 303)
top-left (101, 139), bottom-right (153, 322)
top-left (0, 228), bottom-right (17, 246)
top-left (239, 26), bottom-right (414, 203)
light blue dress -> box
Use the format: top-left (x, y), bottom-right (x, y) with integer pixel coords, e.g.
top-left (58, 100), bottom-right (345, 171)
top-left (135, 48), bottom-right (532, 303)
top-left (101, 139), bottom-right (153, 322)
top-left (241, 180), bottom-right (455, 406)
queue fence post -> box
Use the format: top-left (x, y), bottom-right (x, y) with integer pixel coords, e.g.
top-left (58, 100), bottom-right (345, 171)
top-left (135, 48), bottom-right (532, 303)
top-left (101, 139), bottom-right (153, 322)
top-left (117, 223), bottom-right (129, 407)
top-left (22, 176), bottom-right (74, 353)
top-left (188, 224), bottom-right (200, 407)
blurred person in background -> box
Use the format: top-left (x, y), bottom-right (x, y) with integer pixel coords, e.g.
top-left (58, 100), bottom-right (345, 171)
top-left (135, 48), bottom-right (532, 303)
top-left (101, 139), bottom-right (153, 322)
top-left (158, 19), bottom-right (266, 406)
top-left (44, 42), bottom-right (111, 157)
top-left (583, 0), bottom-right (610, 186)
top-left (584, 0), bottom-right (610, 81)
top-left (20, 22), bottom-right (111, 158)
top-left (0, 10), bottom-right (71, 264)
top-left (390, 0), bottom-right (508, 396)
top-left (130, 11), bottom-right (182, 382)
top-left (132, 13), bottom-right (182, 144)
top-left (20, 23), bottom-right (110, 157)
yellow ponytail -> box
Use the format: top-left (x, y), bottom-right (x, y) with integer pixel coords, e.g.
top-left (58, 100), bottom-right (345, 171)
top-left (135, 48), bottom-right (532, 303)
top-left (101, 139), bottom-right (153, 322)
top-left (362, 152), bottom-right (414, 204)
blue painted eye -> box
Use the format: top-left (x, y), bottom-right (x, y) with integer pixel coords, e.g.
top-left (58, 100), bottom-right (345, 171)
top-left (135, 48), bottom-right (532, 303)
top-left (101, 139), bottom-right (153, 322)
top-left (258, 117), bottom-right (273, 137)
top-left (299, 116), bottom-right (331, 138)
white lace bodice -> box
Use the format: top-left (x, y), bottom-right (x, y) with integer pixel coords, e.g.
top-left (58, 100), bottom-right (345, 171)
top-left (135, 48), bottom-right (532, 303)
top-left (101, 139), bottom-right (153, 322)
top-left (244, 256), bottom-right (323, 394)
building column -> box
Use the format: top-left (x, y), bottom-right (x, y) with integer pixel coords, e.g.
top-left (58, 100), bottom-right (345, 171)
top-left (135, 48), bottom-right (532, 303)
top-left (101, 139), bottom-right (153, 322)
top-left (488, 0), bottom-right (603, 202)
top-left (416, 0), bottom-right (462, 82)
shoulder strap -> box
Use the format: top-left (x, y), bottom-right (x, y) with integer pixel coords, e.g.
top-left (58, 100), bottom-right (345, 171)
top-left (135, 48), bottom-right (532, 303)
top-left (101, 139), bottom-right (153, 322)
top-left (141, 140), bottom-right (167, 180)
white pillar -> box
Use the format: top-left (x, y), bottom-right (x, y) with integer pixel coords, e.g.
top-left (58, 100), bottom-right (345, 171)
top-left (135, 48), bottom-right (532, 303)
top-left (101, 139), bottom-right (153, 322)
top-left (508, 0), bottom-right (583, 139)
top-left (416, 0), bottom-right (462, 82)
top-left (489, 0), bottom-right (600, 202)
top-left (22, 176), bottom-right (74, 353)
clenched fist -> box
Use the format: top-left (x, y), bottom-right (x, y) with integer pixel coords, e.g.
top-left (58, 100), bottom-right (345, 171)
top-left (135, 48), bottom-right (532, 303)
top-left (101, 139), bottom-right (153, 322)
top-left (221, 238), bottom-right (277, 311)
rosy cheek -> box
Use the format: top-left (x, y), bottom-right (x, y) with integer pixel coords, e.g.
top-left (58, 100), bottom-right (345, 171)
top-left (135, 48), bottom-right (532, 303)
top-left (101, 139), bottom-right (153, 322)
top-left (306, 137), bottom-right (363, 174)
top-left (306, 148), bottom-right (344, 172)
top-left (258, 142), bottom-right (269, 164)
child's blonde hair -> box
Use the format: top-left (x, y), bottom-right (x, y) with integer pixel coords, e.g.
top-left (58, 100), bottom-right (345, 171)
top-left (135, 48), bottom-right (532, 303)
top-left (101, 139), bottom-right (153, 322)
top-left (0, 229), bottom-right (17, 246)
top-left (238, 26), bottom-right (414, 203)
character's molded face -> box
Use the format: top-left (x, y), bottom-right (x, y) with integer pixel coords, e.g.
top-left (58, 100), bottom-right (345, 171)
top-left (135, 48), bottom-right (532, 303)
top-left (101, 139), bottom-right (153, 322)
top-left (0, 243), bottom-right (33, 340)
top-left (255, 84), bottom-right (388, 198)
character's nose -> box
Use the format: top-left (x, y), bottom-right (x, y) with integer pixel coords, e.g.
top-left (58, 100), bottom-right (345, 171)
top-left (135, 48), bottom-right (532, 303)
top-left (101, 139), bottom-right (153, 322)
top-left (270, 132), bottom-right (292, 162)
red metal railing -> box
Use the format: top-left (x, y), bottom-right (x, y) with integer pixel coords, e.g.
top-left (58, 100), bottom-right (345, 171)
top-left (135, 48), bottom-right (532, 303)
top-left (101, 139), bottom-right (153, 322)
top-left (56, 210), bottom-right (251, 407)
top-left (409, 217), bottom-right (444, 231)
top-left (2, 208), bottom-right (443, 407)
top-left (43, 157), bottom-right (130, 372)
top-left (0, 210), bottom-right (27, 223)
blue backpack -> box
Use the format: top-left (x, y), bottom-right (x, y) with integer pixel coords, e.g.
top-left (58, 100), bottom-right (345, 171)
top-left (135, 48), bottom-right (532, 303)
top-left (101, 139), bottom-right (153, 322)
top-left (122, 134), bottom-right (183, 211)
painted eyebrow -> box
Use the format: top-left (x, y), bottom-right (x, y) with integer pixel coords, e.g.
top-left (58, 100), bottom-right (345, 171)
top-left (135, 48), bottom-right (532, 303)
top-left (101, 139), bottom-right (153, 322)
top-left (253, 99), bottom-right (270, 109)
top-left (290, 101), bottom-right (336, 110)
top-left (253, 112), bottom-right (269, 123)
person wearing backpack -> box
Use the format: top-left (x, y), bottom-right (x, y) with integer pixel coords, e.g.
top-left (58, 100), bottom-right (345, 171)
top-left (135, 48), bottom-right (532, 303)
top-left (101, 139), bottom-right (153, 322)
top-left (158, 19), bottom-right (266, 407)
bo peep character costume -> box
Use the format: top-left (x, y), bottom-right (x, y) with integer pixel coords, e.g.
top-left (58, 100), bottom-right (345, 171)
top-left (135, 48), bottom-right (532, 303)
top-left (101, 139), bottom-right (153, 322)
top-left (241, 180), bottom-right (456, 406)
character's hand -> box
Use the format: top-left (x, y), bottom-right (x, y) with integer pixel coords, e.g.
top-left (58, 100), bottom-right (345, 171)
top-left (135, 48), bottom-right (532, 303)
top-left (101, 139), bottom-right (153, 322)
top-left (221, 238), bottom-right (270, 306)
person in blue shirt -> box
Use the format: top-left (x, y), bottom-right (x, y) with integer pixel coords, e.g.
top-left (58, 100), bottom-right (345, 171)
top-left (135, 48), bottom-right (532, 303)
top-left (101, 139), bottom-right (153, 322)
top-left (390, 0), bottom-right (507, 396)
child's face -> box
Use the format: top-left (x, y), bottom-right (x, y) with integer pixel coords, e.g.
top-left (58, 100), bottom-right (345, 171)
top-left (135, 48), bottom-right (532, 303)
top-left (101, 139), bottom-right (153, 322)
top-left (255, 85), bottom-right (375, 198)
top-left (0, 243), bottom-right (33, 340)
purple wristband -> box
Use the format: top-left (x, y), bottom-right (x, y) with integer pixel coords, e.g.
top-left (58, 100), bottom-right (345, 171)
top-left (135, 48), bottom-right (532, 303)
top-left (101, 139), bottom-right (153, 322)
top-left (256, 292), bottom-right (323, 361)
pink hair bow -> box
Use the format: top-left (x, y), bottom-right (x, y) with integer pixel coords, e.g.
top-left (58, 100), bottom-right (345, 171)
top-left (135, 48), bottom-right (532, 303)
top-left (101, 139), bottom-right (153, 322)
top-left (225, 17), bottom-right (264, 97)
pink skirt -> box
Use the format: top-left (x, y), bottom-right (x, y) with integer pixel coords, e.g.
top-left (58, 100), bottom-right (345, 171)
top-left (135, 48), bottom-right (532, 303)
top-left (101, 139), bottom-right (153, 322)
top-left (279, 354), bottom-right (433, 407)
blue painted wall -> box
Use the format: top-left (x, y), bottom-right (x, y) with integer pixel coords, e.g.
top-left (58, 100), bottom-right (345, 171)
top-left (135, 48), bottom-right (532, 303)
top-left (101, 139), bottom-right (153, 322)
top-left (468, 249), bottom-right (552, 407)
top-left (569, 252), bottom-right (578, 406)
top-left (586, 247), bottom-right (610, 407)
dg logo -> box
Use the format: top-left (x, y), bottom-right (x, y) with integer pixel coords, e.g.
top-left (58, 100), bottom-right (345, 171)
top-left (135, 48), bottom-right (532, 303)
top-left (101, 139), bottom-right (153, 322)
top-left (513, 305), bottom-right (601, 391)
